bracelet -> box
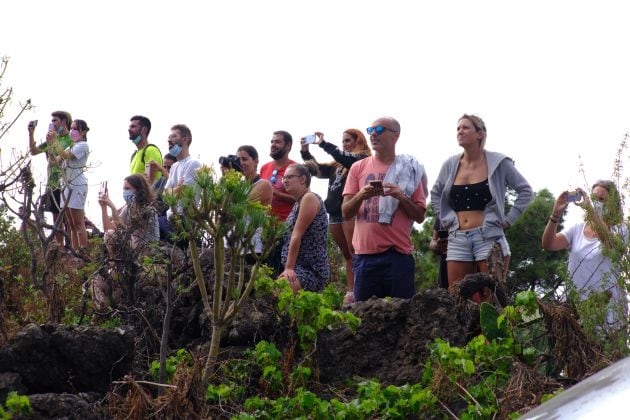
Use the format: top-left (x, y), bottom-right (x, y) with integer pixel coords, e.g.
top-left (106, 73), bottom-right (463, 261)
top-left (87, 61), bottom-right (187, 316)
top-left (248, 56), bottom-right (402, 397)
top-left (548, 216), bottom-right (559, 224)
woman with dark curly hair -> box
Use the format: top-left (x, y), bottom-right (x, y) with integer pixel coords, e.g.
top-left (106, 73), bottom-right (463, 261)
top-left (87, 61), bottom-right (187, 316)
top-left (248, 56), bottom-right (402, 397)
top-left (98, 174), bottom-right (159, 249)
top-left (301, 129), bottom-right (371, 303)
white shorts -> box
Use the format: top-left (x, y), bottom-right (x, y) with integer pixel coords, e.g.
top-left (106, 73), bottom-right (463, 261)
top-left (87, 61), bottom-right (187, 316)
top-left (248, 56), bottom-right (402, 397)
top-left (61, 184), bottom-right (88, 210)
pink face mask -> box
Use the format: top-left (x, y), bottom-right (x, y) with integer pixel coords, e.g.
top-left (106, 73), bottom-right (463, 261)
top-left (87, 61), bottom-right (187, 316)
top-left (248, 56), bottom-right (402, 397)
top-left (70, 129), bottom-right (81, 141)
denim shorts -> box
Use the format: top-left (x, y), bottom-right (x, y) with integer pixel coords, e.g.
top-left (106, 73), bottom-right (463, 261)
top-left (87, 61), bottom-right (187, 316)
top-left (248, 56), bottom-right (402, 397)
top-left (446, 227), bottom-right (510, 262)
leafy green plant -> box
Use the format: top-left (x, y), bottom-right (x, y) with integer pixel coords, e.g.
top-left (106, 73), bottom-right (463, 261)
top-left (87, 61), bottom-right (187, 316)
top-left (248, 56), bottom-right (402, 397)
top-left (257, 277), bottom-right (360, 351)
top-left (166, 168), bottom-right (285, 381)
top-left (149, 348), bottom-right (192, 383)
top-left (0, 392), bottom-right (31, 419)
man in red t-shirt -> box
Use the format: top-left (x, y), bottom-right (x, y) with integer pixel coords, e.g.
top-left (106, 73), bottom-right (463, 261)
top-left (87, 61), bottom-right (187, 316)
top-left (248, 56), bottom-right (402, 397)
top-left (342, 117), bottom-right (427, 301)
top-left (260, 130), bottom-right (296, 221)
top-left (260, 130), bottom-right (296, 276)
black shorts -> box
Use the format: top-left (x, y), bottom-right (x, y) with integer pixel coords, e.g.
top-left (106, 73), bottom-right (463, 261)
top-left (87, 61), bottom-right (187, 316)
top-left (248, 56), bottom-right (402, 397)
top-left (44, 188), bottom-right (62, 214)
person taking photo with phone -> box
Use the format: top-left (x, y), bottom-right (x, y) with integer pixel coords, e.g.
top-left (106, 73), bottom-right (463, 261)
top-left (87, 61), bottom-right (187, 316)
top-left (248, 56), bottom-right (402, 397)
top-left (342, 116), bottom-right (427, 302)
top-left (301, 129), bottom-right (371, 303)
top-left (431, 114), bottom-right (533, 300)
top-left (541, 180), bottom-right (627, 325)
top-left (98, 174), bottom-right (159, 250)
top-left (28, 111), bottom-right (74, 245)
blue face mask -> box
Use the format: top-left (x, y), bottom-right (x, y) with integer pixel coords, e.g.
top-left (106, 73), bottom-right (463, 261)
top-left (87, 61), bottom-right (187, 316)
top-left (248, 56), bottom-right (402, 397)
top-left (56, 126), bottom-right (64, 135)
top-left (169, 143), bottom-right (182, 157)
top-left (131, 135), bottom-right (142, 145)
top-left (123, 190), bottom-right (135, 204)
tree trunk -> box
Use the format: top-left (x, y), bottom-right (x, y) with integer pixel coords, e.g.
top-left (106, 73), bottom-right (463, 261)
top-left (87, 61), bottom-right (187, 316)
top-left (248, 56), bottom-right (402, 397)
top-left (203, 322), bottom-right (224, 383)
top-left (158, 263), bottom-right (174, 393)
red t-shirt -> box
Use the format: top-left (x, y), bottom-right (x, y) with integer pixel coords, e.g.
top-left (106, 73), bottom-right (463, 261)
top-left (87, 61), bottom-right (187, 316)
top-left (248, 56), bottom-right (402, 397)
top-left (260, 160), bottom-right (296, 221)
top-left (343, 156), bottom-right (426, 255)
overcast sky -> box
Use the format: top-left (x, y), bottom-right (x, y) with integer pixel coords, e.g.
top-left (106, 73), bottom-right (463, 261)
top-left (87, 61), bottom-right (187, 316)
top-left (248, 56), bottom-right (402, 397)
top-left (2, 0), bottom-right (629, 227)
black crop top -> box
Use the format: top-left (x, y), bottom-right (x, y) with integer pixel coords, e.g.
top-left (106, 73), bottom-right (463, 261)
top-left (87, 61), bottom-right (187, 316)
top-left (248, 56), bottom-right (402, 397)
top-left (450, 179), bottom-right (492, 211)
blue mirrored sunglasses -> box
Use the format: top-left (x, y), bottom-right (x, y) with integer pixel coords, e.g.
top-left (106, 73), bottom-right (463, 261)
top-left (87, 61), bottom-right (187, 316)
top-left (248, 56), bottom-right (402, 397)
top-left (366, 125), bottom-right (396, 135)
top-left (270, 169), bottom-right (279, 184)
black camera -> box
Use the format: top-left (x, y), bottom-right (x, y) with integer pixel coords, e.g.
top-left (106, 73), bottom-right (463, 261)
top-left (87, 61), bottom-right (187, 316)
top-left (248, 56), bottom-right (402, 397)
top-left (219, 155), bottom-right (242, 173)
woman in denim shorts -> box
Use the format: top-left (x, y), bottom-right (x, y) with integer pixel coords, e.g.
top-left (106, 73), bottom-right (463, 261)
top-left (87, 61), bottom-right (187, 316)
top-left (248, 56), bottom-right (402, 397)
top-left (301, 129), bottom-right (371, 303)
top-left (430, 114), bottom-right (533, 289)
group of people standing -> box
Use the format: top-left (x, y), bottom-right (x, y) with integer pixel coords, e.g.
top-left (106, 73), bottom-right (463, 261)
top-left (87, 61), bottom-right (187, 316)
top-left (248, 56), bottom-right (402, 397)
top-left (27, 112), bottom-right (627, 319)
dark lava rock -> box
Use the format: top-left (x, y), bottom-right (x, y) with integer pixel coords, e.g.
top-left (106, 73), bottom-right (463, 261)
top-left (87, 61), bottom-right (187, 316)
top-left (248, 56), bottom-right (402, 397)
top-left (0, 324), bottom-right (134, 394)
top-left (26, 392), bottom-right (100, 420)
top-left (317, 289), bottom-right (467, 385)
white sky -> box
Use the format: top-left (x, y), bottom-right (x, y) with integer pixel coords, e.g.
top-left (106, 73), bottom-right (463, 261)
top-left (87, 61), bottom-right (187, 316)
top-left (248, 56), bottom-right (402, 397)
top-left (2, 0), bottom-right (630, 228)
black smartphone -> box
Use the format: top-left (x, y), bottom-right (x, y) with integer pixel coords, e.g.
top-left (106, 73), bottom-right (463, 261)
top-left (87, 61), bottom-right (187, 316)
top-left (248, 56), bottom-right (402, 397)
top-left (369, 180), bottom-right (383, 190)
top-left (438, 230), bottom-right (449, 239)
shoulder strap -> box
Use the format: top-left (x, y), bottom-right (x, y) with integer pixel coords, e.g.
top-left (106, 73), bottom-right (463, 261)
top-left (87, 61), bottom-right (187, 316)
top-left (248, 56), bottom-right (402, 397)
top-left (140, 144), bottom-right (161, 165)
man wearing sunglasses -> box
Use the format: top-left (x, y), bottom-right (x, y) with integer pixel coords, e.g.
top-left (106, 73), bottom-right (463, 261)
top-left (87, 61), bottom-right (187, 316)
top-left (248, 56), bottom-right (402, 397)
top-left (260, 130), bottom-right (296, 221)
top-left (342, 117), bottom-right (427, 302)
top-left (260, 130), bottom-right (296, 276)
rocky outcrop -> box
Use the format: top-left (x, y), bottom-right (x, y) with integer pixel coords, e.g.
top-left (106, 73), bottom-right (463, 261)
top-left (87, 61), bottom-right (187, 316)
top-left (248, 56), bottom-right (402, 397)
top-left (0, 324), bottom-right (134, 395)
top-left (317, 289), bottom-right (467, 385)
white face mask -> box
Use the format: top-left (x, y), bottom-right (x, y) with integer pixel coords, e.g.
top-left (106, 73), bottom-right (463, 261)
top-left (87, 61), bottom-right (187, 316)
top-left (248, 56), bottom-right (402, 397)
top-left (593, 200), bottom-right (605, 218)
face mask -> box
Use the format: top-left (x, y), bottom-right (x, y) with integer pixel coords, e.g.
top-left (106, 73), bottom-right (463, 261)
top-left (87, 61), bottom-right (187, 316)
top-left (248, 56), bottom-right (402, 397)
top-left (131, 135), bottom-right (142, 145)
top-left (593, 200), bottom-right (605, 218)
top-left (123, 190), bottom-right (135, 204)
top-left (70, 129), bottom-right (81, 141)
top-left (56, 126), bottom-right (64, 135)
top-left (169, 143), bottom-right (183, 157)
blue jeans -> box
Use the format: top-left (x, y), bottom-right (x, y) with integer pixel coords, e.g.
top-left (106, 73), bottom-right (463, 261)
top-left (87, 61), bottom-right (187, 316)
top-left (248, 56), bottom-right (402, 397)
top-left (353, 248), bottom-right (415, 301)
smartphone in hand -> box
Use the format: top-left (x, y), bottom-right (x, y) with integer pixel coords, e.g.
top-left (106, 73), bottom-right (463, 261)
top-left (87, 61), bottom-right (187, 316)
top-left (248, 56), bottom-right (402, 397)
top-left (566, 190), bottom-right (582, 203)
top-left (303, 134), bottom-right (317, 144)
top-left (369, 180), bottom-right (384, 193)
top-left (28, 120), bottom-right (38, 129)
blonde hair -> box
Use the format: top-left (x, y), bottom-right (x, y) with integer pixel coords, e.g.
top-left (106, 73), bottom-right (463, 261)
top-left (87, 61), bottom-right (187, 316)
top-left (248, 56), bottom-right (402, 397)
top-left (459, 114), bottom-right (487, 149)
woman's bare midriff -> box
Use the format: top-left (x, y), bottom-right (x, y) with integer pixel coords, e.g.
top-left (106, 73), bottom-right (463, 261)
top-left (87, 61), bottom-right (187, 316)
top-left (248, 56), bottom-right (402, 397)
top-left (457, 210), bottom-right (484, 230)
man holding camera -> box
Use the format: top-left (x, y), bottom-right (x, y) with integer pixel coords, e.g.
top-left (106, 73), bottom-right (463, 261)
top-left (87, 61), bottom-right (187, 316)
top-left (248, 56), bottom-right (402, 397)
top-left (342, 117), bottom-right (427, 302)
top-left (128, 115), bottom-right (163, 184)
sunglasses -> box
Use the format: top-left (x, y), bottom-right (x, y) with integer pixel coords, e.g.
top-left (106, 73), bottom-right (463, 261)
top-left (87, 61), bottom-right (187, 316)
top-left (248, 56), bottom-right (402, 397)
top-left (366, 125), bottom-right (397, 135)
top-left (270, 169), bottom-right (279, 184)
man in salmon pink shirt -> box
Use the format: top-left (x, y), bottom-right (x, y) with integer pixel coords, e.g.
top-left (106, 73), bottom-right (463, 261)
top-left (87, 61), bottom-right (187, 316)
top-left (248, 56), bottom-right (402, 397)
top-left (342, 116), bottom-right (427, 301)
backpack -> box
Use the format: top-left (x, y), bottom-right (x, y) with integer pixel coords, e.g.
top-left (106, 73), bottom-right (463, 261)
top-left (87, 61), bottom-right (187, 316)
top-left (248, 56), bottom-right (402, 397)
top-left (130, 143), bottom-right (161, 166)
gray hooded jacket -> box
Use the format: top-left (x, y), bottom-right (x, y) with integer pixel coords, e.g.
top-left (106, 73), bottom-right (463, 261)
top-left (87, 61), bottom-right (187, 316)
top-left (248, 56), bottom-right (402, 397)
top-left (430, 150), bottom-right (533, 239)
